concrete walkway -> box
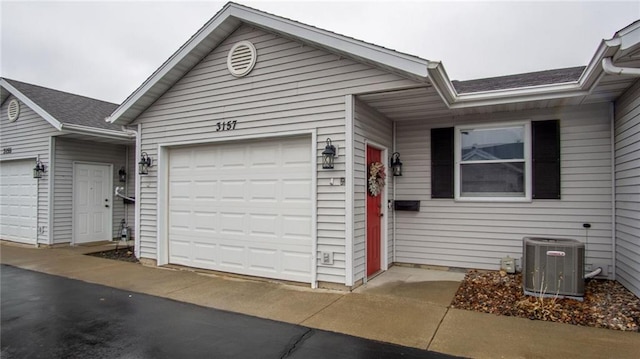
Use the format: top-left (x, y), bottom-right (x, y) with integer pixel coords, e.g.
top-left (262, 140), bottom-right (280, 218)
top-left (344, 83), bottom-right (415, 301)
top-left (1, 242), bottom-right (639, 358)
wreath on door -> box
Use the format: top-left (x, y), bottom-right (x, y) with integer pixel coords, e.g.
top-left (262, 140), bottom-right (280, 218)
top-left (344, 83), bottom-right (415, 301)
top-left (368, 161), bottom-right (386, 197)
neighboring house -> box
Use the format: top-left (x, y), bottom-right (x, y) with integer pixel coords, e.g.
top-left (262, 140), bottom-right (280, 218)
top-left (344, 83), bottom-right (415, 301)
top-left (107, 2), bottom-right (640, 297)
top-left (0, 79), bottom-right (136, 246)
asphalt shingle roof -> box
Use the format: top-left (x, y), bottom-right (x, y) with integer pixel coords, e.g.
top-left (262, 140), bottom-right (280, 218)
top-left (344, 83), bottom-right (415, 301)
top-left (4, 78), bottom-right (121, 130)
top-left (452, 66), bottom-right (586, 94)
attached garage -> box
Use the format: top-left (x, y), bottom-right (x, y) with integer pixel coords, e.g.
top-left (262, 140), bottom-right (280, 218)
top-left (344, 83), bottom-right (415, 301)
top-left (167, 136), bottom-right (314, 283)
top-left (0, 159), bottom-right (37, 244)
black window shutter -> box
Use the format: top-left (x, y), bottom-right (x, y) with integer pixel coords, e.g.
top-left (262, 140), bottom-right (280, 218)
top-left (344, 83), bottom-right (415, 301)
top-left (532, 120), bottom-right (560, 199)
top-left (431, 127), bottom-right (454, 198)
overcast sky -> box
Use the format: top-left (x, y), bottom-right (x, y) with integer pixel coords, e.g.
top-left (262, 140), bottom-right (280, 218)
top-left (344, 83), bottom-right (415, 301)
top-left (2, 1), bottom-right (639, 104)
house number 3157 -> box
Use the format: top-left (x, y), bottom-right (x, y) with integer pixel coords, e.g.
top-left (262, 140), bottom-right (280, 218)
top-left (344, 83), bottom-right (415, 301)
top-left (216, 120), bottom-right (237, 131)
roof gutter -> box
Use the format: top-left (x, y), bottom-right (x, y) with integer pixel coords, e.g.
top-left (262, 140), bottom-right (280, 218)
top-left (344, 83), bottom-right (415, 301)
top-left (60, 123), bottom-right (135, 141)
top-left (602, 57), bottom-right (640, 77)
top-left (426, 34), bottom-right (625, 109)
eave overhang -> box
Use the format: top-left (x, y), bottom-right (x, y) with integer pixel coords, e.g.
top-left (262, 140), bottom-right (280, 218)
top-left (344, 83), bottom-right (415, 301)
top-left (106, 2), bottom-right (432, 125)
top-left (1, 78), bottom-right (63, 130)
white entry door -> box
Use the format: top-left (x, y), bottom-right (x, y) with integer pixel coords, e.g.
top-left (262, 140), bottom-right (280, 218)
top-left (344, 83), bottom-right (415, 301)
top-left (0, 159), bottom-right (37, 244)
top-left (73, 163), bottom-right (112, 243)
top-left (168, 136), bottom-right (313, 283)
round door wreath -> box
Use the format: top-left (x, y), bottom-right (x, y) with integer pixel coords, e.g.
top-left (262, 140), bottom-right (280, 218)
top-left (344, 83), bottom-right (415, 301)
top-left (368, 161), bottom-right (386, 197)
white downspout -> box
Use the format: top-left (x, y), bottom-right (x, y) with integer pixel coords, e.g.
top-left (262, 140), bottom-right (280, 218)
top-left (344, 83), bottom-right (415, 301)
top-left (602, 58), bottom-right (640, 76)
top-left (610, 103), bottom-right (616, 280)
top-left (121, 125), bottom-right (141, 259)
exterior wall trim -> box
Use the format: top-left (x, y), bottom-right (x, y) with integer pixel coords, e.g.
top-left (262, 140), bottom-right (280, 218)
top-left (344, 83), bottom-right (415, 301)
top-left (345, 94), bottom-right (355, 286)
top-left (46, 136), bottom-right (55, 245)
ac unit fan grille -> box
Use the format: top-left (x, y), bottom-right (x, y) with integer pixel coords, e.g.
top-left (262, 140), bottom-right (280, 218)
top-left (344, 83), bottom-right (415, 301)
top-left (522, 237), bottom-right (585, 297)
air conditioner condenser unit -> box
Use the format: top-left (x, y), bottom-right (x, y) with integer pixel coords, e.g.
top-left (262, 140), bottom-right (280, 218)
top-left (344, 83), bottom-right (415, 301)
top-left (522, 237), bottom-right (585, 299)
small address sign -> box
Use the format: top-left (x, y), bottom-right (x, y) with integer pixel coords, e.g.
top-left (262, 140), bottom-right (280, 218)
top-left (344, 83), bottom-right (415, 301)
top-left (216, 120), bottom-right (237, 132)
top-left (2, 147), bottom-right (12, 154)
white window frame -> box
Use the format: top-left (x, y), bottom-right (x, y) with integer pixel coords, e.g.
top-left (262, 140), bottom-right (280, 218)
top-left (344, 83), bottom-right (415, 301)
top-left (454, 121), bottom-right (532, 202)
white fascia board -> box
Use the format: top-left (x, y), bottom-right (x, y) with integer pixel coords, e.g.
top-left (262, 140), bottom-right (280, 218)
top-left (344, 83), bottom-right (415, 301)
top-left (107, 3), bottom-right (431, 125)
top-left (427, 38), bottom-right (622, 109)
top-left (231, 6), bottom-right (431, 78)
top-left (614, 20), bottom-right (640, 48)
top-left (0, 79), bottom-right (63, 130)
top-left (60, 123), bottom-right (135, 141)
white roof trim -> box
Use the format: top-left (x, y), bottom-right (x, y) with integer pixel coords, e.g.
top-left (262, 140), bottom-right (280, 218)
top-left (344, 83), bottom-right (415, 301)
top-left (426, 33), bottom-right (625, 109)
top-left (107, 4), bottom-right (640, 124)
top-left (230, 5), bottom-right (430, 77)
top-left (0, 79), bottom-right (63, 130)
top-left (107, 2), bottom-right (432, 125)
top-left (60, 123), bottom-right (134, 140)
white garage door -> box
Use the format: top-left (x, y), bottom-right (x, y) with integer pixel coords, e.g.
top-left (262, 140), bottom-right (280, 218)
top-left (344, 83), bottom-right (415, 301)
top-left (0, 159), bottom-right (37, 244)
top-left (168, 136), bottom-right (313, 282)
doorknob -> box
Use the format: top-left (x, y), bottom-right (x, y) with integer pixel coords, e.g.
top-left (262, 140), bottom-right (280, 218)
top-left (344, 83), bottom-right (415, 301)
top-left (105, 204), bottom-right (110, 208)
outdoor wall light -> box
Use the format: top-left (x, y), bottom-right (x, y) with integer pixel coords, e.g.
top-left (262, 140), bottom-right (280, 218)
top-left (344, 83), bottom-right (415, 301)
top-left (138, 152), bottom-right (152, 175)
top-left (118, 167), bottom-right (127, 182)
top-left (390, 152), bottom-right (403, 176)
top-left (322, 138), bottom-right (336, 169)
top-left (33, 159), bottom-right (46, 179)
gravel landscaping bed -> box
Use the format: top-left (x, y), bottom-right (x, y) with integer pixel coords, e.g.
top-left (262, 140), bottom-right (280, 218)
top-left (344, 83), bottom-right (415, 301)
top-left (86, 247), bottom-right (140, 264)
top-left (451, 270), bottom-right (640, 332)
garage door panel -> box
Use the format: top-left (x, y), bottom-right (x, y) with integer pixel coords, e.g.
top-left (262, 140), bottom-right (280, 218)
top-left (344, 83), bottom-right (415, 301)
top-left (0, 159), bottom-right (37, 244)
top-left (192, 242), bottom-right (217, 265)
top-left (168, 136), bottom-right (312, 282)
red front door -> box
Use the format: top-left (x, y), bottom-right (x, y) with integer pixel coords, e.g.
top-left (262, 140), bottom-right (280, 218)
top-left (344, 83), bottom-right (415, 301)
top-left (366, 145), bottom-right (382, 277)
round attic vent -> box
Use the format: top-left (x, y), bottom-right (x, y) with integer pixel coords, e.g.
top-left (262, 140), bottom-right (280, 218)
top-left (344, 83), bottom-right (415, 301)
top-left (7, 99), bottom-right (20, 122)
top-left (227, 41), bottom-right (257, 77)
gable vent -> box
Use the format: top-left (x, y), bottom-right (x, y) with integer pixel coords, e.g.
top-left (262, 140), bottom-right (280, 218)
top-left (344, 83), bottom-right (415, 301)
top-left (7, 99), bottom-right (20, 122)
top-left (227, 41), bottom-right (257, 77)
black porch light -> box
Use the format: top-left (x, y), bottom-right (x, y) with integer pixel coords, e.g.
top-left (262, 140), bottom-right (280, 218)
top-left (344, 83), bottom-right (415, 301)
top-left (33, 159), bottom-right (45, 179)
top-left (138, 152), bottom-right (152, 175)
top-left (322, 138), bottom-right (336, 169)
top-left (390, 152), bottom-right (403, 176)
top-left (118, 167), bottom-right (127, 182)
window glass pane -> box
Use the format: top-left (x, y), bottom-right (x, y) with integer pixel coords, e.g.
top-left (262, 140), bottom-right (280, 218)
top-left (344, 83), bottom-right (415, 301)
top-left (461, 126), bottom-right (524, 161)
top-left (461, 162), bottom-right (525, 196)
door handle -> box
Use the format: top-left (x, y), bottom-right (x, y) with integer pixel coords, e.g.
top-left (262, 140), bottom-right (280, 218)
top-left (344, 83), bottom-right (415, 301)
top-left (379, 213), bottom-right (383, 217)
top-left (105, 205), bottom-right (110, 208)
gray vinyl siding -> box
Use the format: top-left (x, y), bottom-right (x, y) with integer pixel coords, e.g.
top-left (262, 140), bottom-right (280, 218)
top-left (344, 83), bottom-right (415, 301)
top-left (0, 96), bottom-right (57, 244)
top-left (133, 25), bottom-right (416, 284)
top-left (614, 79), bottom-right (640, 297)
top-left (353, 99), bottom-right (394, 282)
top-left (394, 102), bottom-right (615, 277)
top-left (52, 137), bottom-right (127, 244)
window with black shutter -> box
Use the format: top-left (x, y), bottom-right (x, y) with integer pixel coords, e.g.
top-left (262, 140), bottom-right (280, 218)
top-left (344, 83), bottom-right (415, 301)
top-left (430, 120), bottom-right (560, 201)
top-left (431, 127), bottom-right (454, 198)
top-left (532, 120), bottom-right (560, 199)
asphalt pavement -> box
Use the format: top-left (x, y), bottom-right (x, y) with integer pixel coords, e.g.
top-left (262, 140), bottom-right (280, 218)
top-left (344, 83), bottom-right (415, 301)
top-left (1, 264), bottom-right (458, 359)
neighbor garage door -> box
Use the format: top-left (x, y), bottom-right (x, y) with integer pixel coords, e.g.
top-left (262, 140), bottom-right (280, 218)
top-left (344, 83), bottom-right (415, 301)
top-left (0, 159), bottom-right (37, 244)
top-left (168, 136), bottom-right (313, 282)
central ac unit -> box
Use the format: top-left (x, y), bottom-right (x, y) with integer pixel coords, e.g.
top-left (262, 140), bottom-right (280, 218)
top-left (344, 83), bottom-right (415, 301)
top-left (522, 237), bottom-right (585, 299)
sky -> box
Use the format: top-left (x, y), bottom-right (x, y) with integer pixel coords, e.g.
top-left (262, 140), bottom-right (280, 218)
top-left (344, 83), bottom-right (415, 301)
top-left (1, 1), bottom-right (639, 104)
